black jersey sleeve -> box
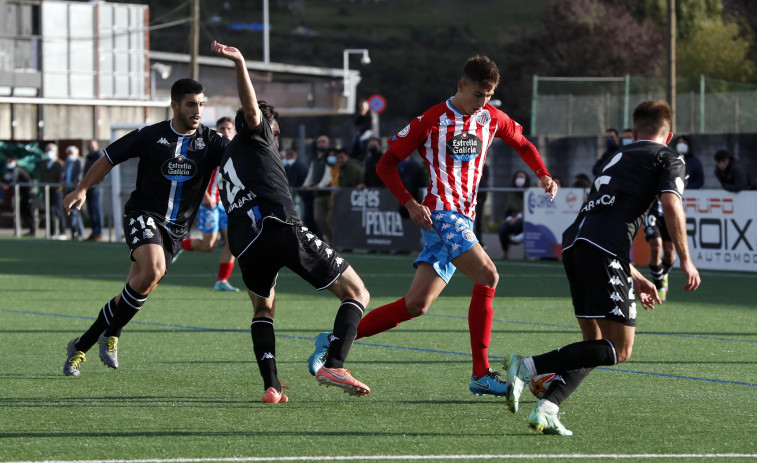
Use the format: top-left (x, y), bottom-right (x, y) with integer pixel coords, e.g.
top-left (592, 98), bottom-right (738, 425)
top-left (657, 148), bottom-right (686, 198)
top-left (103, 129), bottom-right (144, 166)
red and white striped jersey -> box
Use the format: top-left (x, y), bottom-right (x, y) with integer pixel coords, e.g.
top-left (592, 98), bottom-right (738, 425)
top-left (388, 98), bottom-right (548, 219)
top-left (205, 166), bottom-right (221, 205)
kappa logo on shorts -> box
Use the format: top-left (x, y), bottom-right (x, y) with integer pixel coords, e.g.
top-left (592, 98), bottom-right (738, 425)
top-left (609, 276), bottom-right (622, 285)
top-left (335, 256), bottom-right (344, 266)
top-left (130, 227), bottom-right (137, 235)
top-left (132, 236), bottom-right (140, 244)
top-left (608, 260), bottom-right (622, 269)
top-left (610, 307), bottom-right (623, 317)
top-left (610, 292), bottom-right (623, 302)
top-left (451, 242), bottom-right (462, 252)
top-left (143, 229), bottom-right (154, 239)
top-left (325, 248), bottom-right (333, 257)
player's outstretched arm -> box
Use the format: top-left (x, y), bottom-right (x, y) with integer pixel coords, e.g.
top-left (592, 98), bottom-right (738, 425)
top-left (210, 40), bottom-right (260, 129)
top-left (661, 192), bottom-right (701, 292)
top-left (63, 155), bottom-right (113, 215)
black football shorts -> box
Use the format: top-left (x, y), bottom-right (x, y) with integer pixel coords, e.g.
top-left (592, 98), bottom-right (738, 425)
top-left (123, 209), bottom-right (181, 270)
top-left (237, 220), bottom-right (349, 298)
top-left (563, 241), bottom-right (638, 327)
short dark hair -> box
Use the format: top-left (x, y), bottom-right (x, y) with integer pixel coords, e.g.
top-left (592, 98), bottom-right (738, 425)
top-left (606, 128), bottom-right (619, 137)
top-left (714, 149), bottom-right (731, 162)
top-left (462, 55), bottom-right (500, 89)
top-left (170, 78), bottom-right (204, 103)
top-left (216, 116), bottom-right (233, 127)
top-left (632, 100), bottom-right (671, 135)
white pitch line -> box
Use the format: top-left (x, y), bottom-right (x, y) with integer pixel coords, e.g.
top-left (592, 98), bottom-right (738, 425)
top-left (5, 454), bottom-right (757, 463)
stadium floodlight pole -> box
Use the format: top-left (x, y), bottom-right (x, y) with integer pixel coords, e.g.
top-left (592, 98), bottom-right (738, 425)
top-left (666, 0), bottom-right (676, 132)
top-left (342, 49), bottom-right (370, 111)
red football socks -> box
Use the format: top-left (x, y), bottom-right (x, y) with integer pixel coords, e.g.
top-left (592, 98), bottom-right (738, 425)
top-left (356, 297), bottom-right (412, 340)
top-left (469, 284), bottom-right (496, 378)
top-left (180, 238), bottom-right (195, 251)
top-left (217, 262), bottom-right (234, 282)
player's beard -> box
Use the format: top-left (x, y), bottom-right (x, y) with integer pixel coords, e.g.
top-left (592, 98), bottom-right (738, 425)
top-left (175, 112), bottom-right (200, 133)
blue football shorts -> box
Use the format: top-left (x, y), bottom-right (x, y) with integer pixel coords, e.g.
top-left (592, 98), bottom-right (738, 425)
top-left (197, 203), bottom-right (228, 234)
top-left (414, 210), bottom-right (478, 284)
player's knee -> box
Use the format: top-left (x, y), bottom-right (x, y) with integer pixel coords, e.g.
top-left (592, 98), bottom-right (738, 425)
top-left (404, 295), bottom-right (431, 317)
top-left (475, 262), bottom-right (498, 288)
top-left (142, 264), bottom-right (166, 285)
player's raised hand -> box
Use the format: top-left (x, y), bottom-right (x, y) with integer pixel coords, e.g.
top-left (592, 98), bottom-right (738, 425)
top-left (540, 175), bottom-right (558, 202)
top-left (211, 41), bottom-right (243, 62)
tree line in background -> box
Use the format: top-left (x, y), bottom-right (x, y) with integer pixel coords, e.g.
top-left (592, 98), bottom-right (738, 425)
top-left (124, 0), bottom-right (757, 130)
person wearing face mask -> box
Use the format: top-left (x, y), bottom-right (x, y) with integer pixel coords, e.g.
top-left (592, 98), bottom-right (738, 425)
top-left (674, 135), bottom-right (703, 189)
top-left (39, 143), bottom-right (67, 239)
top-left (282, 148), bottom-right (308, 188)
top-left (2, 154), bottom-right (36, 236)
top-left (499, 170), bottom-right (531, 259)
top-left (591, 128), bottom-right (620, 177)
top-left (620, 128), bottom-right (633, 146)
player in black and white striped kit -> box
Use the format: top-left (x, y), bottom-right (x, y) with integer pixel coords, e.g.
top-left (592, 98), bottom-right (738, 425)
top-left (211, 40), bottom-right (371, 403)
top-left (504, 100), bottom-right (701, 435)
top-left (62, 78), bottom-right (229, 377)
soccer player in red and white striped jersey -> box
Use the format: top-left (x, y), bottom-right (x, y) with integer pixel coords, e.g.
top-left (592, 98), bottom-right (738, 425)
top-left (353, 55), bottom-right (558, 396)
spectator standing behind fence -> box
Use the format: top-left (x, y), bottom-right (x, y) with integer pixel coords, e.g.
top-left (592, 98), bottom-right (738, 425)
top-left (350, 99), bottom-right (373, 161)
top-left (39, 143), bottom-right (66, 240)
top-left (300, 135), bottom-right (330, 238)
top-left (591, 128), bottom-right (620, 177)
top-left (283, 148), bottom-right (308, 188)
top-left (335, 148), bottom-right (364, 187)
top-left (714, 149), bottom-right (754, 192)
top-left (499, 170), bottom-right (530, 259)
top-left (64, 146), bottom-right (86, 240)
top-left (83, 140), bottom-right (104, 241)
top-left (2, 154), bottom-right (36, 236)
top-left (302, 144), bottom-right (334, 243)
top-left (675, 136), bottom-right (703, 189)
top-left (361, 137), bottom-right (384, 188)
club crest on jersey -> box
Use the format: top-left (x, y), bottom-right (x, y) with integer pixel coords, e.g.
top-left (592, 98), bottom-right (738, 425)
top-left (194, 137), bottom-right (206, 150)
top-left (475, 110), bottom-right (490, 125)
top-left (447, 132), bottom-right (482, 161)
top-left (398, 124), bottom-right (411, 138)
top-left (161, 155), bottom-right (197, 182)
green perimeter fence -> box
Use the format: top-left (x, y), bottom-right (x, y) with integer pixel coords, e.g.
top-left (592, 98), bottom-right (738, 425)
top-left (532, 75), bottom-right (757, 136)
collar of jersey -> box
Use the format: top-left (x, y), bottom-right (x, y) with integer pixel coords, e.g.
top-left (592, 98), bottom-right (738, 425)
top-left (169, 119), bottom-right (198, 137)
top-left (446, 97), bottom-right (485, 118)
